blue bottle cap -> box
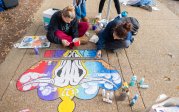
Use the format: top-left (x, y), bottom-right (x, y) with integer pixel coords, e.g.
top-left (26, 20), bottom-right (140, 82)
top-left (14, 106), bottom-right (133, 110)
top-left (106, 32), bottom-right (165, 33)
top-left (121, 11), bottom-right (128, 17)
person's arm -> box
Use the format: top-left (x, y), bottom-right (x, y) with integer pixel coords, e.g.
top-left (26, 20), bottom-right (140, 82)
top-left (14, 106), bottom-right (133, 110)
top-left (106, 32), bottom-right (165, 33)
top-left (96, 50), bottom-right (102, 58)
top-left (70, 18), bottom-right (79, 39)
top-left (47, 12), bottom-right (61, 43)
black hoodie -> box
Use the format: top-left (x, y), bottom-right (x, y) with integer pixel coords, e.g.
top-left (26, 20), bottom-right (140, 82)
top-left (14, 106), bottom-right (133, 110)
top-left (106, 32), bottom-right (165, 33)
top-left (47, 10), bottom-right (78, 44)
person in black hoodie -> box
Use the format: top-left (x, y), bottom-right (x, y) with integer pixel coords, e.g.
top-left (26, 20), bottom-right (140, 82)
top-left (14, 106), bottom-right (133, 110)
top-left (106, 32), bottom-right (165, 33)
top-left (96, 16), bottom-right (139, 58)
top-left (47, 6), bottom-right (89, 48)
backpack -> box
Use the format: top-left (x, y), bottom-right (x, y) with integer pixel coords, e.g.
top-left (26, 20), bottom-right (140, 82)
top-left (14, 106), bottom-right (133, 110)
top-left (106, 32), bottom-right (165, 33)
top-left (2, 0), bottom-right (18, 9)
top-left (0, 0), bottom-right (4, 11)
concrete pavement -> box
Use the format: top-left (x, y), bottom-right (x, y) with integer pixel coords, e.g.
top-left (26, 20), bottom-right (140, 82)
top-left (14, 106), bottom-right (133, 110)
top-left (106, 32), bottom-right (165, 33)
top-left (0, 0), bottom-right (179, 112)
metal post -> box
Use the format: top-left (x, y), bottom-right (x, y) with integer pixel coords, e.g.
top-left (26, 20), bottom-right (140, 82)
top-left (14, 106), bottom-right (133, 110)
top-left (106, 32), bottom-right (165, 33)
top-left (106, 0), bottom-right (112, 21)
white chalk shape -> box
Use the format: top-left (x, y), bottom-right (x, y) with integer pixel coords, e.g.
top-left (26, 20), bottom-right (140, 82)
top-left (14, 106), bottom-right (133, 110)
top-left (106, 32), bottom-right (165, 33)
top-left (85, 85), bottom-right (98, 95)
top-left (23, 84), bottom-right (32, 91)
top-left (20, 74), bottom-right (31, 83)
top-left (104, 83), bottom-right (113, 89)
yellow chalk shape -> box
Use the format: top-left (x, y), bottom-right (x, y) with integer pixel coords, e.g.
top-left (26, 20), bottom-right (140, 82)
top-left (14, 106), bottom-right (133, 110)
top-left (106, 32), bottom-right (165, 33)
top-left (58, 97), bottom-right (75, 112)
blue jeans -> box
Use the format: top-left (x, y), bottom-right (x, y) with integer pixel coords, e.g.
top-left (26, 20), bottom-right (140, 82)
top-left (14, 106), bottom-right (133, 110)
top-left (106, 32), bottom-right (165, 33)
top-left (133, 0), bottom-right (154, 6)
top-left (75, 0), bottom-right (86, 20)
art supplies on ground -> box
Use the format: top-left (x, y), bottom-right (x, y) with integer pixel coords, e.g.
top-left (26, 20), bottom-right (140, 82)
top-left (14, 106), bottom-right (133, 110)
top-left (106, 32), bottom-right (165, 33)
top-left (43, 8), bottom-right (58, 29)
top-left (89, 35), bottom-right (99, 43)
top-left (17, 36), bottom-right (50, 48)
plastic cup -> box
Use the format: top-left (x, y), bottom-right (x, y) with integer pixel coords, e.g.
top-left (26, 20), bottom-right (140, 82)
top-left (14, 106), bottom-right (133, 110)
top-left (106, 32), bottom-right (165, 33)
top-left (73, 38), bottom-right (80, 47)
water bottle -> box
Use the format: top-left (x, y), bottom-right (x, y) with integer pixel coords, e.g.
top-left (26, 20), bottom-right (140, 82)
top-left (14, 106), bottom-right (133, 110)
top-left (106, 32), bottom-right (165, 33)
top-left (130, 94), bottom-right (139, 106)
top-left (139, 77), bottom-right (145, 85)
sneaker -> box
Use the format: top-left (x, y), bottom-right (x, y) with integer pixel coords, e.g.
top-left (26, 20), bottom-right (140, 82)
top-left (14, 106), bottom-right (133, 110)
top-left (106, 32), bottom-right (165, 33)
top-left (79, 35), bottom-right (89, 45)
top-left (140, 5), bottom-right (152, 12)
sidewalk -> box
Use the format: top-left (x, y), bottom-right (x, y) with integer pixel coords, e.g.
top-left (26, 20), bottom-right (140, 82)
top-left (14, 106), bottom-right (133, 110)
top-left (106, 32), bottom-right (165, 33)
top-left (0, 0), bottom-right (179, 112)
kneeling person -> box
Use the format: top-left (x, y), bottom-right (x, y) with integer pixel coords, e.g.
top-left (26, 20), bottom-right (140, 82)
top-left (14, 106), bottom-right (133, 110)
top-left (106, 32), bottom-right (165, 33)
top-left (96, 16), bottom-right (139, 58)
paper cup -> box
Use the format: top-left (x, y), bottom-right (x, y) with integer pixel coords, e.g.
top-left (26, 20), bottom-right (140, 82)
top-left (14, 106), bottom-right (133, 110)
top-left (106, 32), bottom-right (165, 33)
top-left (73, 38), bottom-right (80, 46)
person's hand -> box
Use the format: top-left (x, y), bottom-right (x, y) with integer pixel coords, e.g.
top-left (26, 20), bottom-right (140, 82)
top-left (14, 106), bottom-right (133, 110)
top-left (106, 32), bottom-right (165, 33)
top-left (96, 50), bottom-right (102, 58)
top-left (62, 40), bottom-right (70, 47)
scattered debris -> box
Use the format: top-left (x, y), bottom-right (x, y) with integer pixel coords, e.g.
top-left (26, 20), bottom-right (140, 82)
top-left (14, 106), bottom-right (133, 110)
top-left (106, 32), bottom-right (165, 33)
top-left (167, 53), bottom-right (175, 58)
top-left (163, 76), bottom-right (171, 81)
top-left (19, 109), bottom-right (30, 112)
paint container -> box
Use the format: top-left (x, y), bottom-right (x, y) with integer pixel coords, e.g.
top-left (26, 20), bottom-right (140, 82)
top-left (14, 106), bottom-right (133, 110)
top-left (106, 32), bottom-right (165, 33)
top-left (119, 91), bottom-right (127, 101)
top-left (106, 93), bottom-right (110, 100)
top-left (130, 94), bottom-right (139, 106)
top-left (123, 82), bottom-right (129, 89)
top-left (103, 97), bottom-right (112, 104)
top-left (73, 38), bottom-right (80, 47)
top-left (139, 77), bottom-right (145, 85)
top-left (129, 76), bottom-right (137, 87)
top-left (109, 91), bottom-right (114, 100)
top-left (102, 89), bottom-right (106, 97)
top-left (92, 25), bottom-right (97, 30)
top-left (140, 84), bottom-right (149, 89)
top-left (34, 47), bottom-right (39, 55)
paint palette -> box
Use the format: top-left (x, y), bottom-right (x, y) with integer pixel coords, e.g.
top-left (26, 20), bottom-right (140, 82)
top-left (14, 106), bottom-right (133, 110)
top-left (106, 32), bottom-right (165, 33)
top-left (18, 36), bottom-right (50, 48)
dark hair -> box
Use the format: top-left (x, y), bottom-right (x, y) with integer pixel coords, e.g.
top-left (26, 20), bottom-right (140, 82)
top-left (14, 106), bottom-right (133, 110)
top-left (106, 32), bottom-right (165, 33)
top-left (114, 22), bottom-right (132, 39)
top-left (62, 6), bottom-right (75, 19)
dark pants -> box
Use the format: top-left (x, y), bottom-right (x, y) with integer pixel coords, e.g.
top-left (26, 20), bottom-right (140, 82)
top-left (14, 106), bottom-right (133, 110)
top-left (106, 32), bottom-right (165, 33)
top-left (99, 0), bottom-right (121, 14)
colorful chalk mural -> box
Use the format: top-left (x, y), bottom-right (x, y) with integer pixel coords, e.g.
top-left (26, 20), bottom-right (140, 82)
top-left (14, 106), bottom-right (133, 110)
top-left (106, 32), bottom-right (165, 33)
top-left (17, 51), bottom-right (122, 112)
top-left (18, 36), bottom-right (50, 48)
top-left (44, 49), bottom-right (97, 58)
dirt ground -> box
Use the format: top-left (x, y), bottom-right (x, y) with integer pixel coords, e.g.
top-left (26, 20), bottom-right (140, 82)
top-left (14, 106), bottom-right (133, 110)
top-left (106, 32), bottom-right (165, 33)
top-left (0, 0), bottom-right (43, 63)
top-left (0, 0), bottom-right (179, 64)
